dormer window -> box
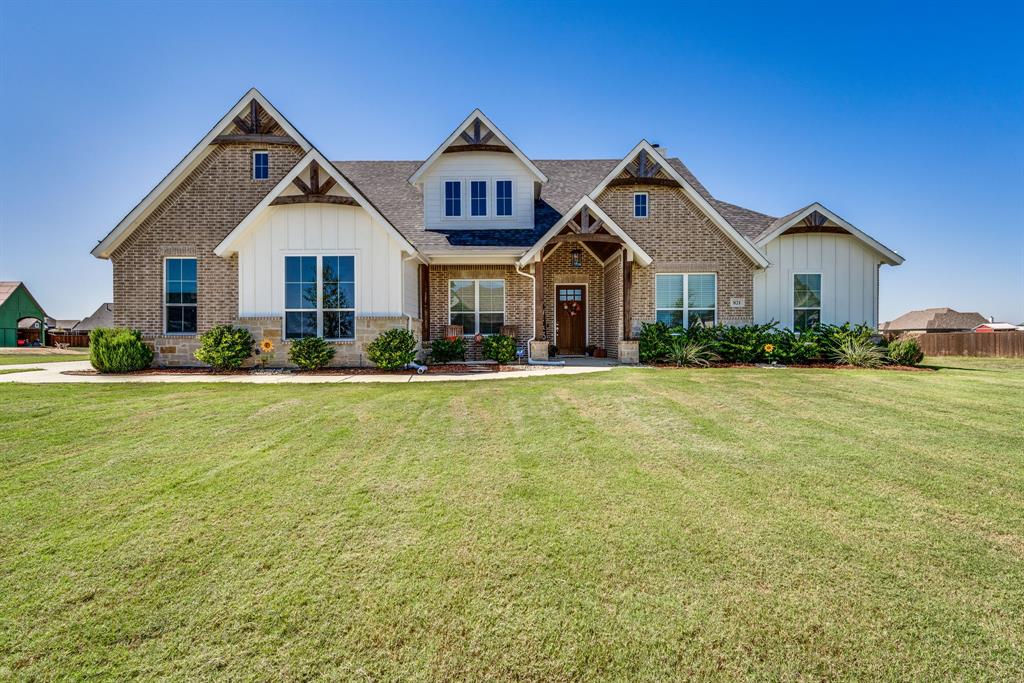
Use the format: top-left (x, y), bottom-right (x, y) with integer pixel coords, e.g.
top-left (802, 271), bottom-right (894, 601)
top-left (634, 192), bottom-right (648, 218)
top-left (444, 181), bottom-right (462, 217)
top-left (253, 151), bottom-right (269, 180)
top-left (496, 180), bottom-right (513, 217)
top-left (470, 181), bottom-right (488, 217)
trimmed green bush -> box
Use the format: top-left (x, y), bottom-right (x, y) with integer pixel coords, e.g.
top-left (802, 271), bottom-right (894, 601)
top-left (367, 328), bottom-right (418, 370)
top-left (193, 325), bottom-right (254, 370)
top-left (89, 327), bottom-right (154, 373)
top-left (429, 336), bottom-right (466, 363)
top-left (288, 336), bottom-right (336, 370)
top-left (638, 322), bottom-right (674, 362)
top-left (887, 338), bottom-right (924, 366)
top-left (482, 334), bottom-right (517, 364)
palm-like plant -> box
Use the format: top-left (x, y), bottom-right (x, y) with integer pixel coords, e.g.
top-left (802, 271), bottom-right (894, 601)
top-left (667, 338), bottom-right (720, 367)
top-left (831, 337), bottom-right (886, 368)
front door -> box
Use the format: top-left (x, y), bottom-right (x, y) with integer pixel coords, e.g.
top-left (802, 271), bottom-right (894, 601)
top-left (556, 285), bottom-right (586, 355)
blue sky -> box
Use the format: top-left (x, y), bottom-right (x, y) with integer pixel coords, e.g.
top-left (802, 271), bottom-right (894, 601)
top-left (1, 0), bottom-right (1021, 322)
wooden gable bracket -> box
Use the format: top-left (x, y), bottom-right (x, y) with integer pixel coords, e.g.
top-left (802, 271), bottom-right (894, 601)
top-left (270, 160), bottom-right (357, 207)
top-left (605, 148), bottom-right (680, 188)
top-left (445, 117), bottom-right (508, 154)
top-left (212, 99), bottom-right (299, 146)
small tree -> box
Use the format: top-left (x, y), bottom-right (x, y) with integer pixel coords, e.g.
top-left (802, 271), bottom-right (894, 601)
top-left (193, 325), bottom-right (254, 371)
top-left (366, 328), bottom-right (418, 370)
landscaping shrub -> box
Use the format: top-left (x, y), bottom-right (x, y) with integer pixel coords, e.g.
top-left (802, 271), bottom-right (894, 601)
top-left (667, 338), bottom-right (719, 367)
top-left (638, 321), bottom-right (674, 362)
top-left (429, 336), bottom-right (466, 363)
top-left (89, 327), bottom-right (153, 373)
top-left (887, 337), bottom-right (924, 366)
top-left (831, 337), bottom-right (886, 368)
top-left (482, 334), bottom-right (517, 364)
top-left (366, 328), bottom-right (418, 370)
top-left (288, 336), bottom-right (335, 370)
top-left (193, 325), bottom-right (254, 370)
top-left (715, 322), bottom-right (777, 363)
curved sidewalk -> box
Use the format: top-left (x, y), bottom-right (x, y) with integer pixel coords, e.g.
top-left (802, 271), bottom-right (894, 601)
top-left (0, 360), bottom-right (614, 384)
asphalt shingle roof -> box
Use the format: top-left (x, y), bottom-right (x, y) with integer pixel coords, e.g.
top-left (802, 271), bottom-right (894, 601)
top-left (881, 308), bottom-right (989, 332)
top-left (334, 157), bottom-right (779, 252)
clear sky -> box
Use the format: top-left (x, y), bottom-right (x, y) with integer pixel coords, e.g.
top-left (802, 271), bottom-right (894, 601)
top-left (1, 0), bottom-right (1021, 323)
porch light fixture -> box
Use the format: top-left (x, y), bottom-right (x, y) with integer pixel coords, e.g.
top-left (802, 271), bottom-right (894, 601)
top-left (570, 246), bottom-right (583, 268)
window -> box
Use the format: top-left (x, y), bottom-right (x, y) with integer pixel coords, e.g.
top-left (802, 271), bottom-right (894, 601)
top-left (634, 192), bottom-right (648, 218)
top-left (444, 181), bottom-right (462, 217)
top-left (793, 273), bottom-right (822, 331)
top-left (655, 273), bottom-right (716, 328)
top-left (470, 180), bottom-right (488, 217)
top-left (165, 258), bottom-right (197, 334)
top-left (284, 255), bottom-right (356, 340)
top-left (253, 151), bottom-right (269, 180)
top-left (450, 279), bottom-right (504, 335)
top-left (496, 180), bottom-right (513, 216)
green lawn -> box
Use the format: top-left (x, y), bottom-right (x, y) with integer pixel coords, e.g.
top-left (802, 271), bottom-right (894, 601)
top-left (0, 350), bottom-right (89, 365)
top-left (2, 359), bottom-right (1022, 680)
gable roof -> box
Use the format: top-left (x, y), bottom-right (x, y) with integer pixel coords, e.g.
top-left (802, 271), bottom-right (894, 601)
top-left (74, 302), bottom-right (114, 331)
top-left (754, 202), bottom-right (904, 265)
top-left (881, 308), bottom-right (987, 332)
top-left (0, 281), bottom-right (47, 318)
top-left (92, 88), bottom-right (313, 259)
top-left (214, 148), bottom-right (419, 258)
top-left (408, 109), bottom-right (547, 186)
top-left (516, 196), bottom-right (653, 267)
top-left (589, 141), bottom-right (771, 268)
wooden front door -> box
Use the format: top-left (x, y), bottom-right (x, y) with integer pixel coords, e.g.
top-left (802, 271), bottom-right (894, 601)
top-left (556, 285), bottom-right (586, 355)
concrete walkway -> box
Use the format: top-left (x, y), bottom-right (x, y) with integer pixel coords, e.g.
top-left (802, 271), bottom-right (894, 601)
top-left (0, 360), bottom-right (615, 384)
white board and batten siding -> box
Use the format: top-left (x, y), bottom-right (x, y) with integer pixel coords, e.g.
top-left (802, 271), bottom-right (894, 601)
top-left (420, 152), bottom-right (535, 230)
top-left (235, 204), bottom-right (418, 319)
top-left (754, 234), bottom-right (881, 328)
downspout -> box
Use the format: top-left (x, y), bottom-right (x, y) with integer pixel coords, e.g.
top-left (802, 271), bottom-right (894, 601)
top-left (515, 262), bottom-right (564, 367)
top-left (403, 254), bottom-right (428, 373)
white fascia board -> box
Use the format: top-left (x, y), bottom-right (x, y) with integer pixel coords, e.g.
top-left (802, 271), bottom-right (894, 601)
top-left (516, 196), bottom-right (652, 268)
top-left (426, 250), bottom-right (522, 265)
top-left (408, 109), bottom-right (548, 186)
top-left (215, 148), bottom-right (420, 258)
top-left (92, 88), bottom-right (312, 259)
top-left (756, 202), bottom-right (905, 266)
top-left (589, 140), bottom-right (770, 268)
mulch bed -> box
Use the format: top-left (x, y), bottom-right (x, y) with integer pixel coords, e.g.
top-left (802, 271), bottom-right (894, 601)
top-left (648, 362), bottom-right (934, 372)
top-left (63, 363), bottom-right (536, 377)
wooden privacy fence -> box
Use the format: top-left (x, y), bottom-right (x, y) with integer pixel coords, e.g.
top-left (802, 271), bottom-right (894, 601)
top-left (47, 332), bottom-right (90, 348)
top-left (917, 331), bottom-right (1024, 357)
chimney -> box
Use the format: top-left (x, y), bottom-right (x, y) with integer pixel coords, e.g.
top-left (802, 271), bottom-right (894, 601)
top-left (652, 142), bottom-right (668, 157)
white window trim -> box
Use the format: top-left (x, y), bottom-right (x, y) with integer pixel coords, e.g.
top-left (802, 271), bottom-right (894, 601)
top-left (442, 178), bottom-right (463, 219)
top-left (495, 178), bottom-right (515, 218)
top-left (163, 256), bottom-right (198, 336)
top-left (552, 282), bottom-right (588, 350)
top-left (633, 192), bottom-right (649, 218)
top-left (448, 278), bottom-right (506, 336)
top-left (282, 254), bottom-right (358, 342)
top-left (654, 273), bottom-right (718, 328)
top-left (252, 150), bottom-right (269, 181)
top-left (792, 271), bottom-right (823, 329)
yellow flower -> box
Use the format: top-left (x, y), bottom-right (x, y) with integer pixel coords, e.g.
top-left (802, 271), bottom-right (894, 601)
top-left (763, 343), bottom-right (775, 353)
top-left (260, 339), bottom-right (274, 353)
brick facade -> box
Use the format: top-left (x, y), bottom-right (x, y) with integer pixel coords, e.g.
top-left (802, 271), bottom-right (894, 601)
top-left (427, 264), bottom-right (533, 359)
top-left (111, 141), bottom-right (303, 342)
top-left (594, 185), bottom-right (757, 333)
top-left (603, 252), bottom-right (623, 358)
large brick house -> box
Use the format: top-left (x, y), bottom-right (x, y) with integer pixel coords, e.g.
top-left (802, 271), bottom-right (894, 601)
top-left (92, 89), bottom-right (904, 365)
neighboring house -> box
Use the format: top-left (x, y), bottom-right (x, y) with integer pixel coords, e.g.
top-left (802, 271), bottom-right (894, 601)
top-left (73, 303), bottom-right (115, 333)
top-left (50, 319), bottom-right (81, 333)
top-left (881, 308), bottom-right (988, 336)
top-left (0, 281), bottom-right (48, 346)
top-left (973, 322), bottom-right (1023, 333)
top-left (91, 88), bottom-right (905, 366)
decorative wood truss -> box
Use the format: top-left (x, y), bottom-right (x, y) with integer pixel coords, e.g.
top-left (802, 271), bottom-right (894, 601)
top-left (442, 117), bottom-right (511, 154)
top-left (780, 209), bottom-right (850, 236)
top-left (212, 100), bottom-right (299, 146)
top-left (269, 160), bottom-right (356, 207)
top-left (606, 148), bottom-right (680, 188)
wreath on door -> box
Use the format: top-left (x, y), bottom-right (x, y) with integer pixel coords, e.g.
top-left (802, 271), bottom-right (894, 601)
top-left (562, 300), bottom-right (582, 317)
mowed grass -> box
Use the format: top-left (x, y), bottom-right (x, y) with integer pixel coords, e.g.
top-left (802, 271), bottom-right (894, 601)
top-left (0, 350), bottom-right (89, 365)
top-left (1, 359), bottom-right (1022, 681)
